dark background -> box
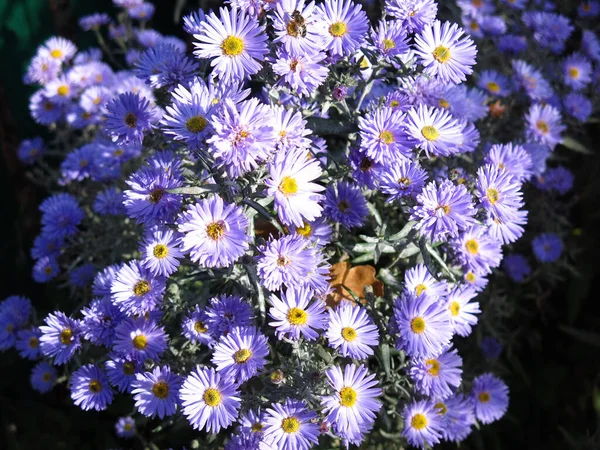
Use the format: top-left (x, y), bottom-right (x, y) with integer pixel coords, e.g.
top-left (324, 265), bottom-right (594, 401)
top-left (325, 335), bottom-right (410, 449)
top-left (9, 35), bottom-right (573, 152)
top-left (1, 1), bottom-right (600, 449)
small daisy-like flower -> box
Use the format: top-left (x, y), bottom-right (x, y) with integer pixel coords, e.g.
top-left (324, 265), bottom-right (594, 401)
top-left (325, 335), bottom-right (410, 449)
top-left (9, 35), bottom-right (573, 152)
top-left (525, 103), bottom-right (565, 149)
top-left (70, 364), bottom-right (114, 411)
top-left (322, 364), bottom-right (382, 443)
top-left (111, 260), bottom-right (166, 315)
top-left (402, 399), bottom-right (443, 449)
top-left (212, 326), bottom-right (269, 383)
top-left (414, 20), bottom-right (477, 84)
top-left (179, 367), bottom-right (241, 432)
top-left (41, 36), bottom-right (77, 62)
top-left (32, 256), bottom-right (59, 283)
top-left (17, 136), bottom-right (46, 165)
top-left (104, 92), bottom-right (156, 146)
top-left (480, 336), bottom-right (503, 359)
top-left (79, 12), bottom-right (111, 31)
top-left (358, 107), bottom-right (412, 163)
top-left (511, 59), bottom-right (553, 101)
top-left (475, 164), bottom-right (524, 223)
top-left (485, 143), bottom-right (533, 182)
top-left (182, 305), bottom-right (215, 346)
top-left (393, 292), bottom-right (454, 358)
top-left (404, 264), bottom-right (448, 299)
top-left (24, 53), bottom-right (62, 86)
top-left (31, 361), bottom-right (57, 393)
top-left (451, 225), bottom-right (503, 275)
top-left (15, 327), bottom-right (42, 360)
top-left (193, 7), bottom-right (268, 82)
top-left (477, 70), bottom-right (511, 97)
top-left (178, 196), bottom-right (250, 268)
top-left (503, 253), bottom-right (531, 283)
top-left (379, 160), bottom-right (428, 201)
top-left (268, 286), bottom-right (327, 341)
top-left (370, 20), bottom-right (409, 61)
top-left (262, 399), bottom-right (320, 450)
top-left (40, 193), bottom-right (84, 240)
top-left (81, 297), bottom-right (126, 347)
top-left (290, 218), bottom-right (333, 247)
top-left (410, 180), bottom-right (476, 243)
top-left (140, 227), bottom-right (183, 277)
top-left (326, 302), bottom-right (379, 359)
top-left (239, 408), bottom-right (267, 436)
top-left (93, 263), bottom-right (123, 297)
top-left (183, 9), bottom-right (206, 35)
top-left (272, 105), bottom-right (312, 151)
top-left (272, 0), bottom-right (325, 56)
top-left (115, 417), bottom-right (136, 439)
top-left (532, 233), bottom-right (563, 263)
top-left (266, 146), bottom-right (324, 228)
top-left (272, 49), bottom-right (330, 97)
top-left (315, 0), bottom-right (369, 57)
top-left (324, 181), bottom-right (369, 230)
top-left (39, 311), bottom-right (82, 365)
top-left (206, 295), bottom-right (255, 337)
top-left (387, 0), bottom-right (437, 33)
top-left (132, 366), bottom-right (182, 419)
top-left (405, 105), bottom-right (464, 158)
top-left (445, 285), bottom-right (480, 337)
top-left (105, 357), bottom-right (141, 393)
top-left (563, 92), bottom-right (593, 122)
top-left (409, 347), bottom-right (463, 399)
top-left (471, 373), bottom-right (509, 424)
top-left (113, 317), bottom-right (168, 362)
top-left (434, 394), bottom-right (475, 443)
top-left (29, 90), bottom-right (62, 126)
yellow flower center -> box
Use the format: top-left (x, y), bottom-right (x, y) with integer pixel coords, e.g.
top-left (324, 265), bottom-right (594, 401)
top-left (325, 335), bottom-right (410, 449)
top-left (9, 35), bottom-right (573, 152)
top-left (341, 327), bottom-right (357, 342)
top-left (411, 413), bottom-right (428, 430)
top-left (410, 317), bottom-right (426, 334)
top-left (124, 112), bottom-right (137, 128)
top-left (339, 386), bottom-right (358, 407)
top-left (399, 177), bottom-right (411, 186)
top-left (123, 361), bottom-right (136, 375)
top-left (113, 148), bottom-right (124, 157)
top-left (89, 380), bottom-right (102, 393)
top-left (43, 372), bottom-right (53, 382)
top-left (450, 301), bottom-right (460, 316)
top-left (379, 130), bottom-right (394, 144)
top-left (382, 38), bottom-right (396, 50)
top-left (536, 120), bottom-right (549, 134)
top-left (221, 36), bottom-right (244, 56)
top-left (568, 67), bottom-right (580, 79)
top-left (281, 417), bottom-right (300, 433)
top-left (148, 188), bottom-right (164, 204)
top-left (206, 221), bottom-right (225, 241)
top-left (465, 271), bottom-right (476, 283)
top-left (279, 176), bottom-right (298, 196)
top-left (57, 85), bottom-right (69, 96)
top-left (329, 21), bottom-right (347, 37)
top-left (133, 280), bottom-right (150, 296)
top-left (421, 125), bottom-right (439, 141)
top-left (338, 200), bottom-right (350, 212)
top-left (124, 423), bottom-right (133, 431)
top-left (186, 115), bottom-right (208, 133)
top-left (29, 337), bottom-right (39, 348)
top-left (486, 81), bottom-right (500, 93)
top-left (287, 307), bottom-right (308, 325)
top-left (478, 391), bottom-right (491, 403)
top-left (296, 222), bottom-right (312, 237)
top-left (203, 388), bottom-right (222, 407)
top-left (132, 334), bottom-right (147, 350)
top-left (233, 348), bottom-right (252, 363)
top-left (60, 328), bottom-right (73, 345)
top-left (434, 402), bottom-right (447, 415)
top-left (487, 187), bottom-right (500, 204)
top-left (433, 45), bottom-right (451, 63)
top-left (195, 321), bottom-right (207, 333)
top-left (50, 49), bottom-right (63, 58)
top-left (415, 284), bottom-right (427, 296)
top-left (153, 244), bottom-right (168, 259)
top-left (152, 381), bottom-right (169, 399)
top-left (465, 239), bottom-right (479, 255)
top-left (439, 98), bottom-right (450, 109)
top-left (251, 422), bottom-right (264, 432)
top-left (426, 359), bottom-right (440, 376)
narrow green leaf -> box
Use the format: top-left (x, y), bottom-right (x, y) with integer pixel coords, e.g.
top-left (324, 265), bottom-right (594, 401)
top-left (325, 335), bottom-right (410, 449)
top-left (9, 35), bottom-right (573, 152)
top-left (381, 344), bottom-right (391, 378)
top-left (167, 185), bottom-right (219, 195)
top-left (561, 136), bottom-right (593, 155)
top-left (388, 221), bottom-right (416, 241)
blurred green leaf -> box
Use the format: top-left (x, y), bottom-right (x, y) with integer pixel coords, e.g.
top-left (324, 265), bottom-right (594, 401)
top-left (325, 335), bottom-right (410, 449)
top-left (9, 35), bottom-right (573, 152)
top-left (559, 325), bottom-right (600, 347)
top-left (561, 136), bottom-right (593, 155)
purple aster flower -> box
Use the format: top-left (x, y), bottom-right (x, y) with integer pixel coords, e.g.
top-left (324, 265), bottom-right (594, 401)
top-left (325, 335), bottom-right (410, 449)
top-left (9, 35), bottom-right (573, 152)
top-left (132, 366), bottom-right (182, 419)
top-left (322, 364), bottom-right (382, 443)
top-left (179, 367), bottom-right (241, 432)
top-left (451, 225), bottom-right (503, 275)
top-left (349, 147), bottom-right (384, 189)
top-left (456, 0), bottom-right (495, 16)
top-left (182, 305), bottom-right (215, 346)
top-left (30, 235), bottom-right (60, 262)
top-left (471, 373), bottom-right (509, 424)
top-left (502, 253), bottom-right (531, 283)
top-left (123, 165), bottom-right (183, 226)
top-left (81, 297), bottom-right (126, 347)
top-left (434, 394), bottom-right (475, 442)
top-left (409, 347), bottom-right (463, 399)
top-left (387, 0), bottom-right (437, 33)
top-left (31, 362), bottom-right (57, 393)
top-left (477, 70), bottom-right (511, 97)
top-left (289, 217), bottom-right (333, 247)
top-left (379, 160), bottom-right (428, 201)
top-left (70, 364), bottom-right (114, 411)
top-left (24, 53), bottom-right (61, 86)
top-left (17, 137), bottom-right (45, 165)
top-left (207, 98), bottom-right (277, 178)
top-left (480, 336), bottom-right (503, 359)
top-left (0, 296), bottom-right (32, 325)
top-left (129, 2), bottom-right (155, 19)
top-left (272, 0), bottom-right (325, 56)
top-left (563, 93), bottom-right (593, 122)
top-left (29, 90), bottom-right (62, 125)
top-left (579, 1), bottom-right (600, 16)
top-left (32, 255), bottom-right (59, 283)
top-left (212, 326), bottom-right (269, 383)
top-left (262, 399), bottom-right (319, 450)
top-left (445, 284), bottom-right (480, 337)
top-left (39, 312), bottom-right (82, 365)
top-left (239, 407), bottom-right (267, 437)
top-left (60, 144), bottom-right (97, 183)
top-left (94, 187), bottom-right (126, 215)
top-left (206, 295), bottom-right (255, 338)
top-left (140, 227), bottom-right (183, 277)
top-left (582, 30), bottom-right (600, 62)
top-left (272, 105), bottom-right (312, 151)
top-left (115, 417), bottom-right (136, 438)
top-left (266, 146), bottom-right (324, 228)
top-left (268, 286), bottom-right (327, 341)
top-left (315, 0), bottom-right (369, 57)
top-left (532, 233), bottom-right (563, 263)
top-left (405, 105), bottom-right (463, 158)
top-left (485, 143), bottom-right (533, 183)
top-left (525, 104), bottom-right (565, 149)
top-left (183, 9), bottom-right (206, 35)
top-left (272, 49), bottom-right (330, 97)
top-left (323, 181), bottom-right (369, 230)
top-left (15, 327), bottom-right (41, 360)
top-left (111, 260), bottom-right (166, 315)
top-left (463, 269), bottom-right (488, 291)
top-left (104, 92), bottom-right (156, 146)
top-left (134, 44), bottom-right (199, 91)
top-left (69, 263), bottom-right (96, 288)
top-left (414, 20), bottom-right (477, 84)
top-left (563, 53), bottom-right (592, 91)
top-left (93, 263), bottom-right (123, 297)
top-left (79, 12), bottom-right (111, 31)
top-left (541, 166), bottom-right (574, 195)
top-left (41, 36), bottom-right (77, 62)
top-left (404, 264), bottom-right (448, 299)
top-left (326, 302), bottom-right (379, 359)
top-left (40, 193), bottom-right (84, 240)
top-left (402, 399), bottom-right (443, 449)
top-left (370, 19), bottom-right (409, 61)
top-left (105, 357), bottom-right (142, 393)
top-left (113, 317), bottom-right (168, 362)
top-left (475, 164), bottom-right (523, 223)
top-left (523, 11), bottom-right (573, 53)
top-left (193, 7), bottom-right (268, 82)
top-left (359, 107), bottom-right (412, 163)
top-left (393, 292), bottom-right (453, 358)
top-left (410, 180), bottom-right (476, 243)
top-left (511, 60), bottom-right (553, 101)
top-left (178, 196), bottom-right (250, 268)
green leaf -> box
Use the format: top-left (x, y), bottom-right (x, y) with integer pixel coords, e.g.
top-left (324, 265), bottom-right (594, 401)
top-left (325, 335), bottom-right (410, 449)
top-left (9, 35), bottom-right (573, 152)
top-left (397, 242), bottom-right (420, 259)
top-left (559, 325), bottom-right (600, 347)
top-left (167, 185), bottom-right (219, 195)
top-left (388, 221), bottom-right (416, 241)
top-left (380, 344), bottom-right (391, 378)
top-left (561, 136), bottom-right (593, 155)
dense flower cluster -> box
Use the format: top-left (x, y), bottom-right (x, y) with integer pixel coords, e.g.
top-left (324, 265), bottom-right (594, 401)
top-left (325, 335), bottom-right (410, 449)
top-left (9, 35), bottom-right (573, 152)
top-left (4, 0), bottom-right (596, 448)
